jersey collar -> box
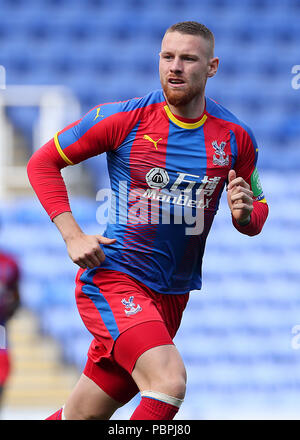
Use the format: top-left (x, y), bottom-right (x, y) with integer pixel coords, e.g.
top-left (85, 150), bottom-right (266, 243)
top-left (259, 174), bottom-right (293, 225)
top-left (163, 102), bottom-right (207, 130)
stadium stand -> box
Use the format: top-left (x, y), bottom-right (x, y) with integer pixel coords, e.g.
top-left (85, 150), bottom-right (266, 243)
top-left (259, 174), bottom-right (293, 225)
top-left (0, 0), bottom-right (299, 419)
top-left (0, 0), bottom-right (299, 176)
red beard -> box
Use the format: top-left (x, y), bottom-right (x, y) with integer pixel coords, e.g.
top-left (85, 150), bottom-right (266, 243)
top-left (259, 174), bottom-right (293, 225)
top-left (162, 81), bottom-right (203, 107)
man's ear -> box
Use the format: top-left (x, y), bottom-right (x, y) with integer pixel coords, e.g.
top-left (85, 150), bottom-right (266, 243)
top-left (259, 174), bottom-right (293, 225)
top-left (207, 57), bottom-right (219, 78)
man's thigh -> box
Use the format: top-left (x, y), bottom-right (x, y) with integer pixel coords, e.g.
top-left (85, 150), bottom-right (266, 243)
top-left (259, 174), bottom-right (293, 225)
top-left (64, 373), bottom-right (123, 420)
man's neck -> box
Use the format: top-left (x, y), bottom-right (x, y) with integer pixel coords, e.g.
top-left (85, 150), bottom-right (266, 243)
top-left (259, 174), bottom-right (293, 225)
top-left (165, 94), bottom-right (206, 120)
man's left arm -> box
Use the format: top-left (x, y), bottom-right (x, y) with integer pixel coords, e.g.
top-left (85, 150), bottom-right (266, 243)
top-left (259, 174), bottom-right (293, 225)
top-left (227, 126), bottom-right (269, 236)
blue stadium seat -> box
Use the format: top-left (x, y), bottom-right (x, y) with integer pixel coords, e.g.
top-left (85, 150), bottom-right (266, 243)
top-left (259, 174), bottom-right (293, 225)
top-left (63, 334), bottom-right (91, 369)
top-left (19, 280), bottom-right (43, 311)
top-left (40, 305), bottom-right (81, 340)
top-left (4, 198), bottom-right (49, 224)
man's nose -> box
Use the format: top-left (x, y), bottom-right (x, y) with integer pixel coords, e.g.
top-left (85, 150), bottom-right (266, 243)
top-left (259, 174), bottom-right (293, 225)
top-left (170, 57), bottom-right (183, 73)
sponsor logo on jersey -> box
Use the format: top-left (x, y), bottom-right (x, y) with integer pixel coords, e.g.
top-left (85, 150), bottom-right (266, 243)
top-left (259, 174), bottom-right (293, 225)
top-left (144, 171), bottom-right (221, 209)
top-left (121, 296), bottom-right (142, 316)
top-left (212, 140), bottom-right (229, 166)
top-left (146, 167), bottom-right (170, 189)
top-left (96, 172), bottom-right (221, 235)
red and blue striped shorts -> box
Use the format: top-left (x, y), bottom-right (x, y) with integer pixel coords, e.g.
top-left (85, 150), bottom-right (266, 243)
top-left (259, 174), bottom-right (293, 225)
top-left (75, 268), bottom-right (189, 403)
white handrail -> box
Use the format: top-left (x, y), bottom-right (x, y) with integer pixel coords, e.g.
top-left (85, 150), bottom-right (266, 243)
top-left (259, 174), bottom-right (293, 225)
top-left (0, 85), bottom-right (81, 196)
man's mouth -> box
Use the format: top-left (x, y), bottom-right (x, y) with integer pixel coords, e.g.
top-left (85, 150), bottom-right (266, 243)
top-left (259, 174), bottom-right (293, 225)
top-left (168, 78), bottom-right (186, 87)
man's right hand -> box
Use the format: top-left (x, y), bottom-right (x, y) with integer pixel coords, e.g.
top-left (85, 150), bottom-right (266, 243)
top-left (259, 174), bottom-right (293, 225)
top-left (65, 233), bottom-right (116, 269)
top-left (53, 212), bottom-right (116, 269)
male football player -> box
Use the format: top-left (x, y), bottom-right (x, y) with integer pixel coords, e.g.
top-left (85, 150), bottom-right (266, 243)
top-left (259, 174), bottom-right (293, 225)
top-left (27, 21), bottom-right (268, 420)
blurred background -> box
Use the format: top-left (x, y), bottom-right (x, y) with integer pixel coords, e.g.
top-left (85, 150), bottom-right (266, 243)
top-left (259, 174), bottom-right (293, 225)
top-left (0, 0), bottom-right (300, 420)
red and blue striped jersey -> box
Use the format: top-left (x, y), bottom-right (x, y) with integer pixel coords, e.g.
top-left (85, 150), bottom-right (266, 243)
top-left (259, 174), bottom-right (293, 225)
top-left (50, 89), bottom-right (268, 294)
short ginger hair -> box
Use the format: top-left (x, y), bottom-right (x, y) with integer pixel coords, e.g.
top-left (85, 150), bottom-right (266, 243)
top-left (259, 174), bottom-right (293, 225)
top-left (165, 21), bottom-right (215, 58)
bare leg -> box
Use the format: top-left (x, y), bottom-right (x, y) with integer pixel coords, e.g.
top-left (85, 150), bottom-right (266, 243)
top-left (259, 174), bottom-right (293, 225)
top-left (63, 374), bottom-right (123, 420)
top-left (132, 344), bottom-right (186, 399)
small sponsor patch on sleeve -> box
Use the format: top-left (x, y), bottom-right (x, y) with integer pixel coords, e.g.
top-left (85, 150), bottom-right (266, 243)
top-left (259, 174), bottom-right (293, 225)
top-left (251, 167), bottom-right (265, 202)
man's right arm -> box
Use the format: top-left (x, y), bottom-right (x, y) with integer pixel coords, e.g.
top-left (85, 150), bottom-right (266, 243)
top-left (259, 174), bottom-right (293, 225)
top-left (27, 102), bottom-right (142, 268)
top-left (27, 101), bottom-right (141, 220)
top-left (27, 103), bottom-right (131, 268)
top-left (27, 138), bottom-right (116, 269)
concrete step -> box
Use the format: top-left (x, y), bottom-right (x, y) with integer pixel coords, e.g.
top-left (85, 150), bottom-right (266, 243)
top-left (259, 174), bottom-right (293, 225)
top-left (3, 307), bottom-right (79, 407)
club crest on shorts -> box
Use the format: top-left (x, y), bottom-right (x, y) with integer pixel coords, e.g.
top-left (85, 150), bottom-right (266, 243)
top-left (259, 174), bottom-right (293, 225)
top-left (121, 296), bottom-right (142, 316)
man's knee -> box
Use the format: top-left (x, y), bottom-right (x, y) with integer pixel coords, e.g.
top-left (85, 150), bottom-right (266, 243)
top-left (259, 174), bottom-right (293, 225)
top-left (64, 400), bottom-right (101, 420)
top-left (132, 344), bottom-right (187, 400)
top-left (149, 371), bottom-right (186, 400)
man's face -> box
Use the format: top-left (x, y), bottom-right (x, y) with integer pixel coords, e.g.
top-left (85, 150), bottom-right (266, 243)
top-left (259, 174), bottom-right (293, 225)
top-left (159, 31), bottom-right (217, 107)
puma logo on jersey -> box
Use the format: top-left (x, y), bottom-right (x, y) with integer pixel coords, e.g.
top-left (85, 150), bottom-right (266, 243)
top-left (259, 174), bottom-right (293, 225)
top-left (94, 107), bottom-right (104, 121)
top-left (143, 135), bottom-right (162, 150)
